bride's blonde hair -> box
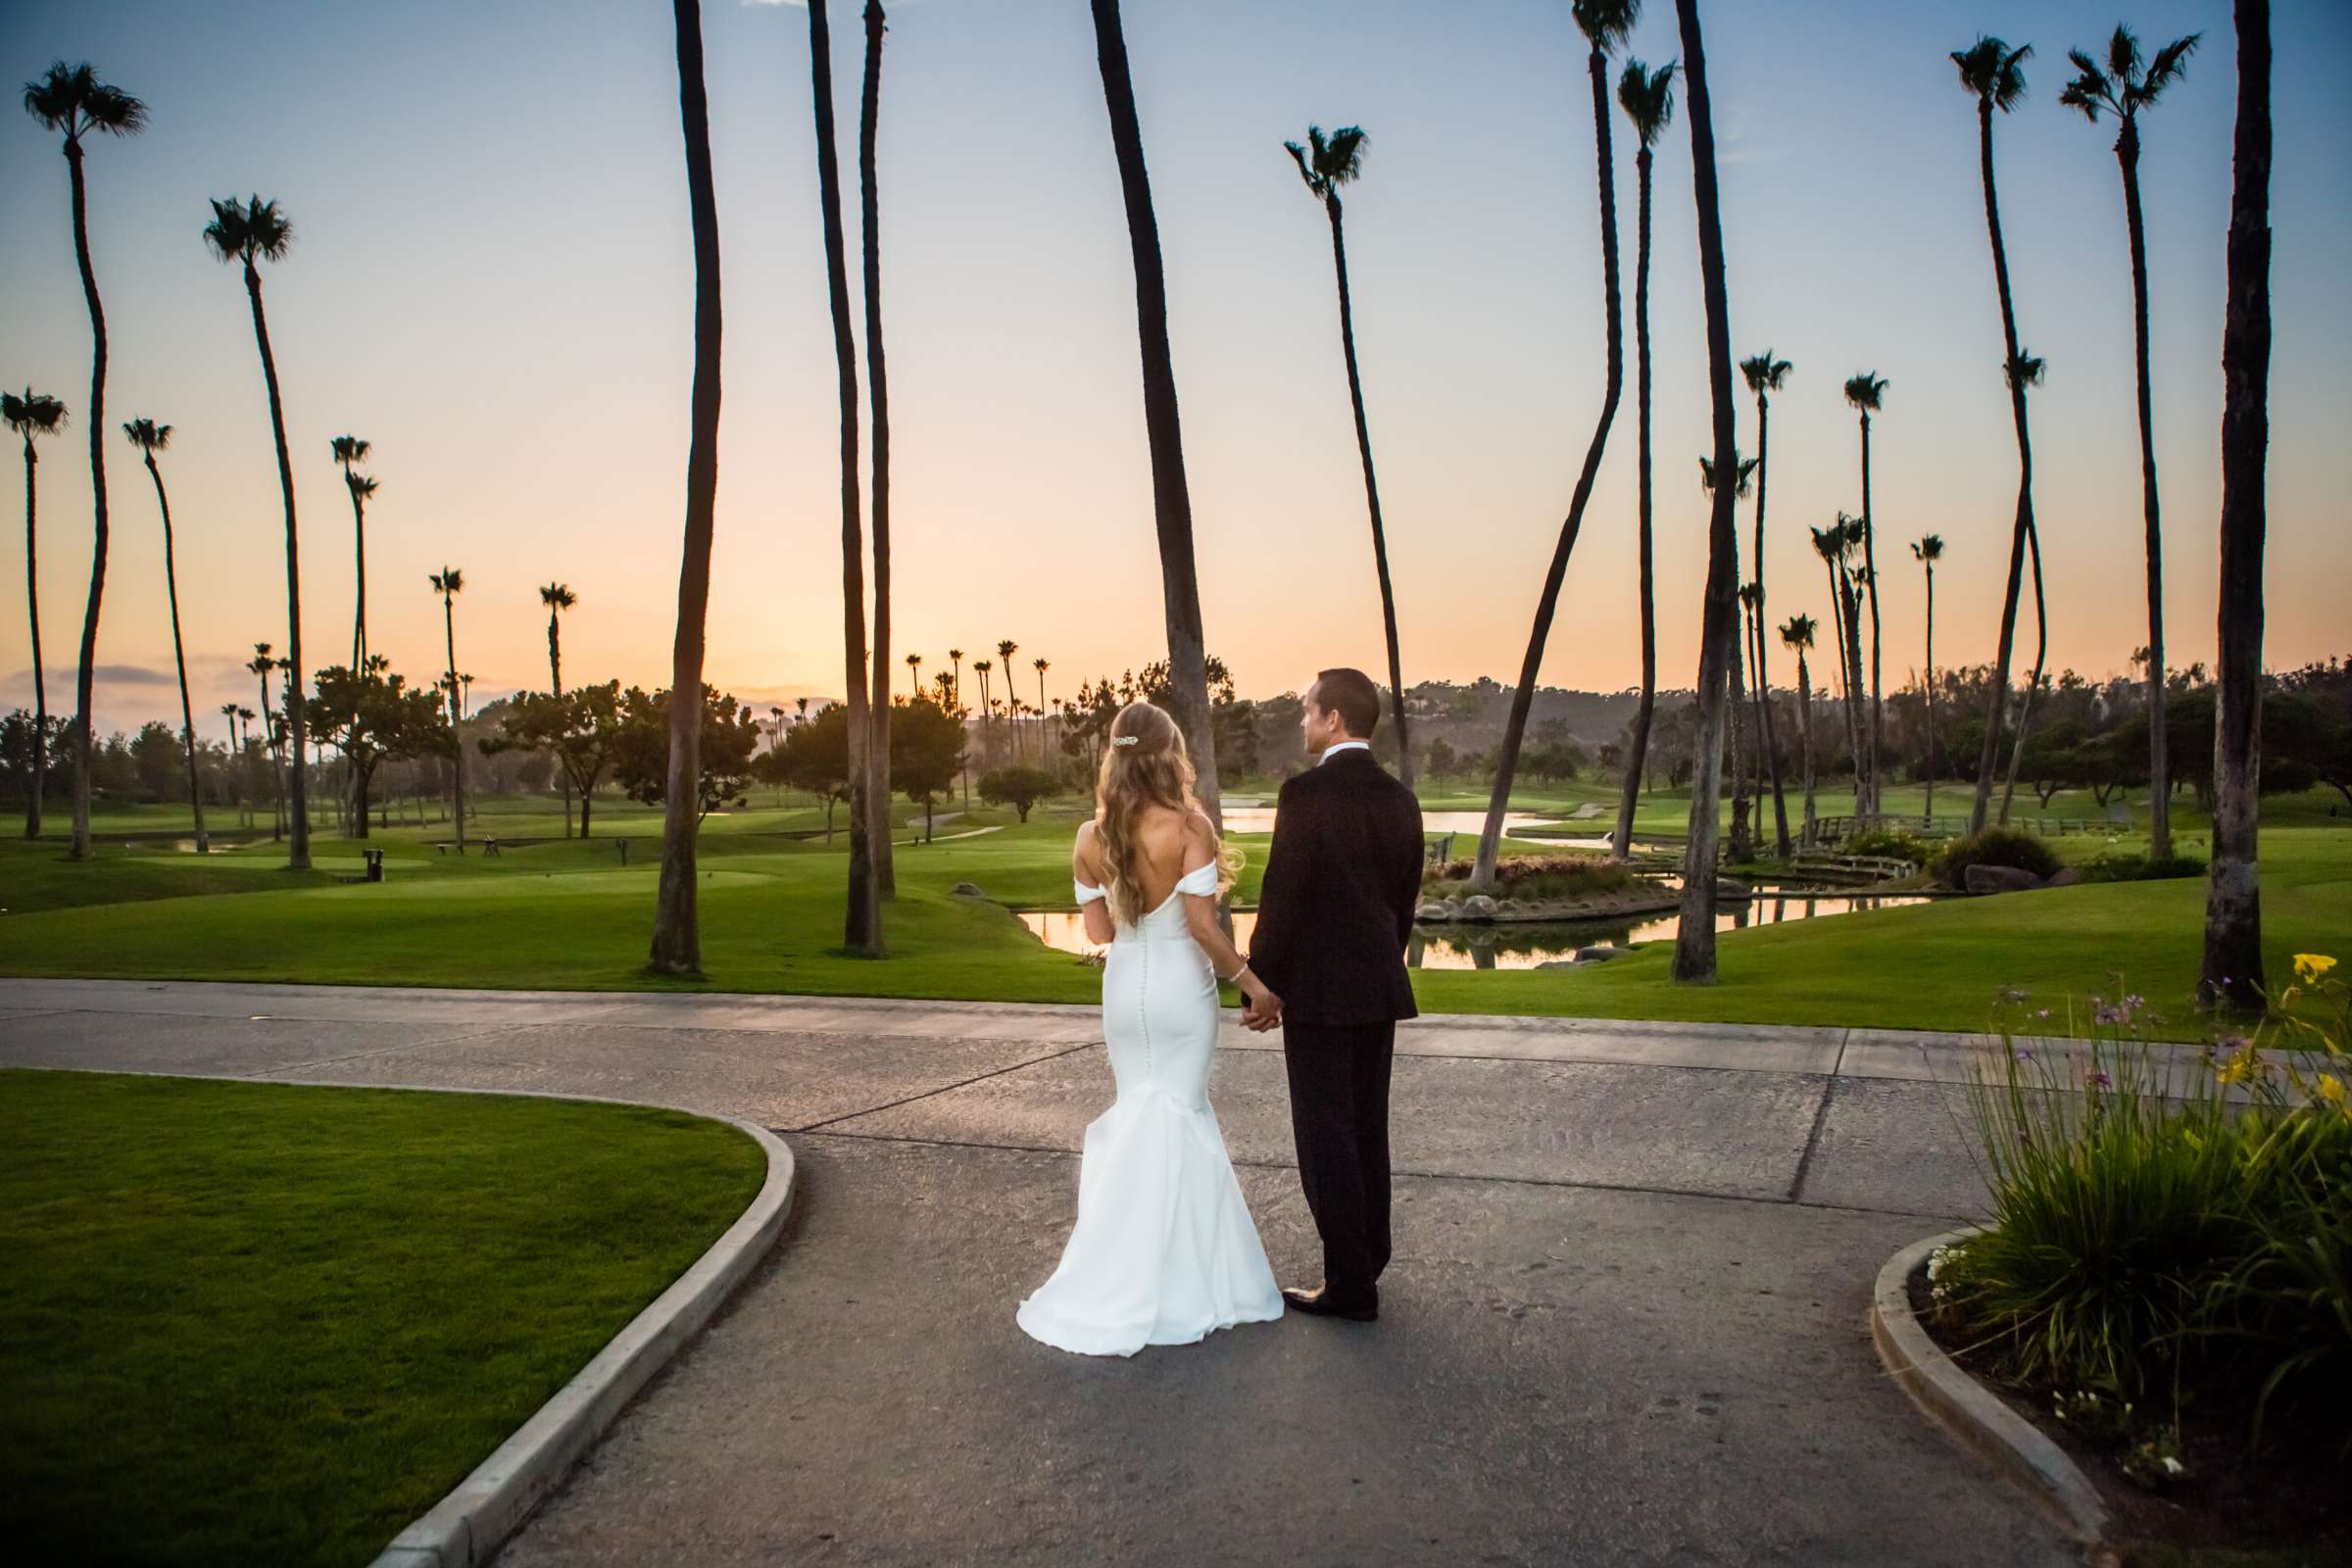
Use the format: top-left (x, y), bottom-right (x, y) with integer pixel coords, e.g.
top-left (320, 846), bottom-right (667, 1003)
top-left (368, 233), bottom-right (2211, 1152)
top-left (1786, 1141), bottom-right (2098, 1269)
top-left (1094, 701), bottom-right (1240, 926)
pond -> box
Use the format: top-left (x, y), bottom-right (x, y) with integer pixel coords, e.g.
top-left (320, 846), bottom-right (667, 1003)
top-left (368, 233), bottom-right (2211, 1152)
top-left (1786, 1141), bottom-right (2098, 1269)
top-left (1017, 886), bottom-right (1932, 968)
top-left (1218, 807), bottom-right (1557, 838)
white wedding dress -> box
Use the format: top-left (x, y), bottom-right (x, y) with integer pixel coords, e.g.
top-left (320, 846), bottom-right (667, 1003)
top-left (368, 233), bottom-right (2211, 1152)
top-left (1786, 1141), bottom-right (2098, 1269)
top-left (1015, 861), bottom-right (1285, 1356)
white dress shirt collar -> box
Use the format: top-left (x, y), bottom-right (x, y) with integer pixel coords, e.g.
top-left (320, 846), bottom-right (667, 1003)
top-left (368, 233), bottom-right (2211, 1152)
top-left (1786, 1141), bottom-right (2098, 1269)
top-left (1318, 740), bottom-right (1371, 764)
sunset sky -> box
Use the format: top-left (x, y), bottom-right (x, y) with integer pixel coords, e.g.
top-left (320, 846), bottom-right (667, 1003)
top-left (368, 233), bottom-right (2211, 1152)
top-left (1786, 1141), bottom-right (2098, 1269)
top-left (3, 0), bottom-right (2347, 740)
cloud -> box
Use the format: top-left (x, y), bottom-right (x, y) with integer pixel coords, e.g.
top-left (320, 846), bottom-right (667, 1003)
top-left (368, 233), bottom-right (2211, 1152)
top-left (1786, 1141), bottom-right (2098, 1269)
top-left (2, 663), bottom-right (174, 691)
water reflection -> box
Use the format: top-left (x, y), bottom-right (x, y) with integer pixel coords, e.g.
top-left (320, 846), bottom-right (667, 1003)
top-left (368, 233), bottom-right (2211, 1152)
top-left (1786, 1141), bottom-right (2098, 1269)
top-left (1018, 890), bottom-right (1928, 968)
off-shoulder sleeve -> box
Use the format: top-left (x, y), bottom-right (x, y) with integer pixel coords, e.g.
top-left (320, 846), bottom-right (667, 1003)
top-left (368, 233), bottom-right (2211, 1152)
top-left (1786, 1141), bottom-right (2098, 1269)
top-left (1172, 861), bottom-right (1219, 898)
top-left (1074, 880), bottom-right (1108, 906)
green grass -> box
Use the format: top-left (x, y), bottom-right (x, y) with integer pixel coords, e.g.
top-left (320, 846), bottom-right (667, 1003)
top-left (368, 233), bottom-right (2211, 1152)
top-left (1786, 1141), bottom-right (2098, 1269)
top-left (0, 1069), bottom-right (765, 1567)
top-left (2, 791), bottom-right (2345, 1039)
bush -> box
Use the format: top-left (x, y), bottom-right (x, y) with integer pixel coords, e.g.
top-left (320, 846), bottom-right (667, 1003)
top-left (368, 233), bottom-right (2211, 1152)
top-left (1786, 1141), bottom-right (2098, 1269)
top-left (976, 766), bottom-right (1060, 823)
top-left (1423, 855), bottom-right (1631, 903)
top-left (1933, 826), bottom-right (2060, 885)
top-left (1841, 828), bottom-right (1929, 867)
top-left (2079, 851), bottom-right (2207, 884)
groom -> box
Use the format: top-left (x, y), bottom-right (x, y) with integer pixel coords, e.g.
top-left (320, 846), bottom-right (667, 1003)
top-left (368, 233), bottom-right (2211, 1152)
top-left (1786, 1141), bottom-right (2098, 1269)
top-left (1243, 667), bottom-right (1425, 1322)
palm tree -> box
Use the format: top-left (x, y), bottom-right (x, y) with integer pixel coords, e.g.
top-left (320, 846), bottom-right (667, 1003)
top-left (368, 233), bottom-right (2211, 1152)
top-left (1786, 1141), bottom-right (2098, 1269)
top-left (25, 63), bottom-right (147, 860)
top-left (946, 648), bottom-right (963, 708)
top-left (1739, 349), bottom-right (1793, 856)
top-left (859, 0), bottom-right (897, 900)
top-left (541, 581), bottom-right (576, 837)
top-left (1911, 534), bottom-right (1944, 820)
top-left (906, 651), bottom-right (921, 698)
top-left (1034, 656), bottom-right (1051, 756)
top-left (249, 643), bottom-right (283, 840)
top-left (1838, 371), bottom-right (1886, 812)
top-left (1609, 59), bottom-right (1677, 862)
top-left (1951, 36), bottom-right (2039, 836)
top-left (122, 418), bottom-right (207, 854)
top-left (1087, 0), bottom-right (1223, 825)
top-left (428, 567), bottom-right (466, 851)
top-left (1473, 0), bottom-right (1633, 889)
top-left (1996, 351), bottom-right (2051, 825)
top-left (1699, 450), bottom-right (1758, 859)
top-left (1780, 614), bottom-right (1819, 847)
top-left (2062, 25), bottom-right (2199, 860)
top-left (945, 648), bottom-right (966, 806)
top-left (1670, 0), bottom-right (1741, 985)
top-left (974, 659), bottom-right (993, 734)
top-left (805, 0), bottom-right (882, 953)
top-left (2201, 0), bottom-right (2269, 1010)
top-left (1811, 519), bottom-right (1860, 814)
top-left (204, 195), bottom-right (310, 869)
top-left (1287, 122), bottom-right (1411, 786)
top-left (329, 435), bottom-right (373, 669)
top-left (4, 387), bottom-right (66, 840)
top-left (1837, 516), bottom-right (1871, 816)
top-left (996, 639), bottom-right (1019, 753)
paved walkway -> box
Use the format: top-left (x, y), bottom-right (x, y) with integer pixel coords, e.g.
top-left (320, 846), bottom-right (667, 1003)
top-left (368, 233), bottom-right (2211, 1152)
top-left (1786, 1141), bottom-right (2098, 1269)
top-left (2, 980), bottom-right (2076, 1566)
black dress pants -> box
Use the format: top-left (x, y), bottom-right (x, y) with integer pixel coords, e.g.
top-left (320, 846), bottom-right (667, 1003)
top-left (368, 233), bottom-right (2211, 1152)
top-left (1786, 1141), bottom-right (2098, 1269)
top-left (1280, 1020), bottom-right (1396, 1302)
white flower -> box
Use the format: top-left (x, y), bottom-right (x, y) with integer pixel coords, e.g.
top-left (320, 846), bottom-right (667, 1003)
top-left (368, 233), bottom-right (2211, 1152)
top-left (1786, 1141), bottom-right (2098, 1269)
top-left (2162, 1457), bottom-right (2183, 1477)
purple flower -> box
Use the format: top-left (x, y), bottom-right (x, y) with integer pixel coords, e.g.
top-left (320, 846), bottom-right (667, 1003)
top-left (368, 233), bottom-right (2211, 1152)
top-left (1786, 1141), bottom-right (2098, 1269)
top-left (2088, 1070), bottom-right (2112, 1090)
top-left (2014, 1048), bottom-right (2034, 1062)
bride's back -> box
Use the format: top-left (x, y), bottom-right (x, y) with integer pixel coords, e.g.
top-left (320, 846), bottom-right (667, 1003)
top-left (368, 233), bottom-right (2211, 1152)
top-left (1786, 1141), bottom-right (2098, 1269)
top-left (1116, 805), bottom-right (1201, 916)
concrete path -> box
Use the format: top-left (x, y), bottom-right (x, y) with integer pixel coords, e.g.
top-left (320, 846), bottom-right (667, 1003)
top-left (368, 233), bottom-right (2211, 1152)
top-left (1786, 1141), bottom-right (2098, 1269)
top-left (1, 980), bottom-right (2075, 1566)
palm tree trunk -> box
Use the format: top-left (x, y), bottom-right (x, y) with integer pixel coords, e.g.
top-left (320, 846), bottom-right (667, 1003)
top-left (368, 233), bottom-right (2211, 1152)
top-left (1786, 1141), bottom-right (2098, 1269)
top-left (1323, 193), bottom-right (1412, 789)
top-left (1922, 563), bottom-right (1936, 822)
top-left (242, 261), bottom-right (310, 870)
top-left (346, 465), bottom-right (366, 673)
top-left (1998, 521), bottom-right (2047, 823)
top-left (2203, 0), bottom-right (2270, 1009)
top-left (1671, 0), bottom-right (1740, 985)
top-left (1967, 97), bottom-right (2037, 838)
top-left (1842, 569), bottom-right (1867, 818)
top-left (810, 0), bottom-right (883, 954)
top-left (1610, 150), bottom-right (1657, 862)
top-left (144, 454), bottom-right (208, 854)
top-left (1474, 40), bottom-right (1622, 889)
top-left (1859, 414), bottom-right (1885, 815)
top-left (1088, 0), bottom-right (1222, 825)
top-left (550, 611), bottom-right (572, 839)
top-left (64, 140), bottom-right (111, 862)
top-left (2117, 122), bottom-right (2171, 859)
top-left (1795, 651), bottom-right (1816, 847)
top-left (1726, 588), bottom-right (1752, 861)
top-left (21, 439), bottom-right (45, 840)
top-left (650, 0), bottom-right (726, 975)
top-left (1751, 398), bottom-right (1789, 856)
top-left (1822, 555), bottom-right (1856, 807)
top-left (440, 595), bottom-right (465, 851)
top-left (860, 0), bottom-right (897, 899)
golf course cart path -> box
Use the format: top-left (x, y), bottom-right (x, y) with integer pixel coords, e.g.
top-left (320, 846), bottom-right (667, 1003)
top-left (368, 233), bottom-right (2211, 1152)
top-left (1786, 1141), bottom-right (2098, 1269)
top-left (0, 979), bottom-right (2075, 1566)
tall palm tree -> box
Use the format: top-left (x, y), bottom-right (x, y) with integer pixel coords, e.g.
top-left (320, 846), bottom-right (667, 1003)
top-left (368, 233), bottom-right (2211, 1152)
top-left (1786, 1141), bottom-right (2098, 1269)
top-left (25, 63), bottom-right (147, 861)
top-left (1951, 36), bottom-right (2039, 836)
top-left (906, 651), bottom-right (921, 697)
top-left (205, 195), bottom-right (310, 869)
top-left (946, 647), bottom-right (963, 708)
top-left (1474, 0), bottom-right (1632, 890)
top-left (1087, 0), bottom-right (1223, 825)
top-left (1699, 450), bottom-right (1757, 859)
top-left (2062, 24), bottom-right (2199, 860)
top-left (1670, 0), bottom-right (1741, 985)
top-left (974, 658), bottom-right (993, 734)
top-left (996, 640), bottom-right (1019, 751)
top-left (1811, 519), bottom-right (1861, 811)
top-left (1996, 351), bottom-right (2050, 825)
top-left (1780, 614), bottom-right (1818, 846)
top-left (1837, 516), bottom-right (1871, 816)
top-left (429, 567), bottom-right (466, 851)
top-left (2202, 0), bottom-right (2269, 1009)
top-left (859, 0), bottom-right (897, 900)
top-left (123, 418), bottom-right (207, 853)
top-left (806, 0), bottom-right (882, 953)
top-left (330, 435), bottom-right (373, 669)
top-left (4, 387), bottom-right (66, 840)
top-left (1287, 122), bottom-right (1411, 786)
top-left (1838, 371), bottom-right (1886, 812)
top-left (541, 581), bottom-right (576, 837)
top-left (1740, 350), bottom-right (1793, 856)
top-left (249, 643), bottom-right (283, 840)
top-left (1911, 534), bottom-right (1944, 820)
top-left (1034, 656), bottom-right (1051, 755)
top-left (1609, 59), bottom-right (1677, 862)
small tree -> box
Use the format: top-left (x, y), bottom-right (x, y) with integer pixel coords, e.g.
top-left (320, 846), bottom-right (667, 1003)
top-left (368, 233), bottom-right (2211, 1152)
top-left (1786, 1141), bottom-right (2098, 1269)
top-left (891, 696), bottom-right (966, 842)
top-left (779, 701), bottom-right (853, 841)
top-left (613, 684), bottom-right (759, 823)
top-left (311, 659), bottom-right (450, 834)
top-left (483, 680), bottom-right (623, 837)
top-left (978, 764), bottom-right (1057, 823)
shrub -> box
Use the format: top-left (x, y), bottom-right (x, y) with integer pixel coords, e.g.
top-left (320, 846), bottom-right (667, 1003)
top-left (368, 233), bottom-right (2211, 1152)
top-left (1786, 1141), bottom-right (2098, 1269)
top-left (1933, 826), bottom-right (2060, 885)
top-left (2078, 851), bottom-right (2207, 884)
top-left (1841, 828), bottom-right (1929, 867)
top-left (977, 766), bottom-right (1060, 823)
top-left (1423, 855), bottom-right (1631, 903)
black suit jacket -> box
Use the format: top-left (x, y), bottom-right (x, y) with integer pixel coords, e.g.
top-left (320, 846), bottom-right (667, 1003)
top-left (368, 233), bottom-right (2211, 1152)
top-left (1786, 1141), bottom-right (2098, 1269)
top-left (1246, 748), bottom-right (1425, 1026)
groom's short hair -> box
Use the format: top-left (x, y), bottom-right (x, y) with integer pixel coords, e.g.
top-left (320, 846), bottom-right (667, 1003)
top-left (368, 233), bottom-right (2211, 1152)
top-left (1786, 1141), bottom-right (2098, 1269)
top-left (1312, 667), bottom-right (1381, 739)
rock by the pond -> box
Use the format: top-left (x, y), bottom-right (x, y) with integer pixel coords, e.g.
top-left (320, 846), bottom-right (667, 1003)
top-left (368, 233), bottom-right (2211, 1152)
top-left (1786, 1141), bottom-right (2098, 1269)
top-left (1963, 863), bottom-right (2044, 895)
top-left (1415, 898), bottom-right (1458, 921)
top-left (1575, 945), bottom-right (1630, 962)
top-left (2046, 866), bottom-right (2085, 888)
top-left (1458, 894), bottom-right (1500, 922)
top-left (951, 882), bottom-right (987, 898)
top-left (1537, 959), bottom-right (1582, 970)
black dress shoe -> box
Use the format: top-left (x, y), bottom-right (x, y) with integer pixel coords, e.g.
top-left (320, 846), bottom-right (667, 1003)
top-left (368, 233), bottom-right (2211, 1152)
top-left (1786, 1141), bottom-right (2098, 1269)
top-left (1283, 1284), bottom-right (1378, 1322)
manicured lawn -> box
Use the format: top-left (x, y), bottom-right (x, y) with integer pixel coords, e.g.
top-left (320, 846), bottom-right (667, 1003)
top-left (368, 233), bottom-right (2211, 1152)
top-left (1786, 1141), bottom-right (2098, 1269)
top-left (3, 792), bottom-right (2344, 1039)
top-left (0, 1070), bottom-right (765, 1568)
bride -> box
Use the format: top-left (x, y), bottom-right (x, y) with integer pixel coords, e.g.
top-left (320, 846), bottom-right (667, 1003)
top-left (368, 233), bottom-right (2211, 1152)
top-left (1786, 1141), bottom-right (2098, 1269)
top-left (1015, 701), bottom-right (1287, 1356)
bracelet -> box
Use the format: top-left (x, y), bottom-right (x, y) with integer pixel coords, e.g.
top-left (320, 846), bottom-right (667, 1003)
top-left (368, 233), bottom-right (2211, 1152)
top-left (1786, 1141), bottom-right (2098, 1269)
top-left (1220, 963), bottom-right (1251, 985)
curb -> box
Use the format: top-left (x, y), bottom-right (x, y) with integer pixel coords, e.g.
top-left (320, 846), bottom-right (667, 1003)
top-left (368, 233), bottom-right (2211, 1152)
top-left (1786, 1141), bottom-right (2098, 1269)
top-left (1868, 1228), bottom-right (2110, 1550)
top-left (363, 1108), bottom-right (797, 1568)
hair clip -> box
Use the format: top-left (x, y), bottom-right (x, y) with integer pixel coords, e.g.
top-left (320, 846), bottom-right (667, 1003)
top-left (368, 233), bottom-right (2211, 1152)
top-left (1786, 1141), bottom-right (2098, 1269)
top-left (1111, 734), bottom-right (1140, 747)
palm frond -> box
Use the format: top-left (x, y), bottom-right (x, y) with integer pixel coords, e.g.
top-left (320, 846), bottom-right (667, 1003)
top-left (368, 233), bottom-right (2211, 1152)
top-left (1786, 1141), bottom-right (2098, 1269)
top-left (347, 472), bottom-right (378, 500)
top-left (1283, 138), bottom-right (1320, 195)
top-left (23, 62), bottom-right (146, 140)
top-left (3, 387), bottom-right (70, 437)
top-left (1320, 123), bottom-right (1369, 184)
top-left (1616, 58), bottom-right (1678, 144)
top-left (121, 416), bottom-right (171, 452)
top-left (1842, 371), bottom-right (1887, 412)
top-left (2106, 24), bottom-right (2142, 83)
top-left (2006, 351), bottom-right (2047, 389)
top-left (2137, 33), bottom-right (2201, 103)
top-left (1572, 0), bottom-right (1640, 55)
top-left (1779, 613), bottom-right (1816, 651)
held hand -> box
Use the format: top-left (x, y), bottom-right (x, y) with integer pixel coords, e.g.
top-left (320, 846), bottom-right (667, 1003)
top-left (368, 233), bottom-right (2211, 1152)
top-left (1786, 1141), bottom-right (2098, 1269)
top-left (1240, 976), bottom-right (1284, 1033)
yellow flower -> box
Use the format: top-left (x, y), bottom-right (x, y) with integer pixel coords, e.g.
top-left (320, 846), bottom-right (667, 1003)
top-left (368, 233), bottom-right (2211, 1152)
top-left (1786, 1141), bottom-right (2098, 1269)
top-left (2319, 1074), bottom-right (2347, 1105)
top-left (2293, 954), bottom-right (2338, 983)
top-left (2216, 1053), bottom-right (2256, 1086)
